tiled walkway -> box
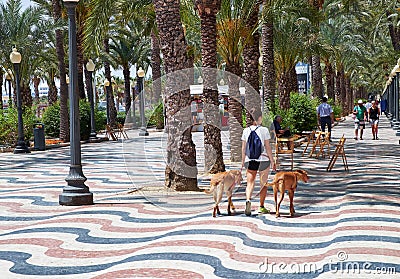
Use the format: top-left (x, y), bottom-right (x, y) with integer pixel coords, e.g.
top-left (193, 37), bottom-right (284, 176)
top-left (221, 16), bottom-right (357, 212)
top-left (0, 116), bottom-right (399, 278)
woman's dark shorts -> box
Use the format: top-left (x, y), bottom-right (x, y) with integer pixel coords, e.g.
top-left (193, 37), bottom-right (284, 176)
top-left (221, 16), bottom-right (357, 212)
top-left (244, 160), bottom-right (270, 171)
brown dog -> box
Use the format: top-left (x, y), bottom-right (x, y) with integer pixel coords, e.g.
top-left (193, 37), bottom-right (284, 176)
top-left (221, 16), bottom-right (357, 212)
top-left (204, 170), bottom-right (242, 217)
top-left (265, 170), bottom-right (308, 217)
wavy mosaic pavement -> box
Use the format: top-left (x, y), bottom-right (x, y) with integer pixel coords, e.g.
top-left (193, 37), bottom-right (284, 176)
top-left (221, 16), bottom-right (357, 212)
top-left (0, 116), bottom-right (399, 278)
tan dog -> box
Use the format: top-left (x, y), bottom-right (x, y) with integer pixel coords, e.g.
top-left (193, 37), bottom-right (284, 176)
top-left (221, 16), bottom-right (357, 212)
top-left (204, 170), bottom-right (242, 217)
top-left (265, 170), bottom-right (308, 217)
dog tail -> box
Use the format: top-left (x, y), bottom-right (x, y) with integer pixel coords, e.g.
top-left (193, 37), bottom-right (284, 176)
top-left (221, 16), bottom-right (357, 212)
top-left (203, 184), bottom-right (216, 195)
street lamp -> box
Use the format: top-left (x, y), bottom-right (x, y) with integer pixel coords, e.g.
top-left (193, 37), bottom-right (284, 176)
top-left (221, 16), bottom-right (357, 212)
top-left (137, 67), bottom-right (148, 136)
top-left (10, 48), bottom-right (30, 154)
top-left (59, 0), bottom-right (93, 206)
top-left (5, 70), bottom-right (12, 108)
top-left (86, 59), bottom-right (97, 140)
top-left (104, 79), bottom-right (110, 124)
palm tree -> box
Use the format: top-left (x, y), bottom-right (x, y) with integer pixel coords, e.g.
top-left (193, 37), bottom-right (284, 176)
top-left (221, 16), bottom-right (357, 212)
top-left (309, 0), bottom-right (324, 98)
top-left (217, 0), bottom-right (257, 162)
top-left (243, 1), bottom-right (262, 125)
top-left (261, 0), bottom-right (277, 113)
top-left (273, 10), bottom-right (301, 109)
top-left (194, 0), bottom-right (226, 174)
top-left (50, 0), bottom-right (69, 142)
top-left (151, 31), bottom-right (162, 102)
top-left (153, 0), bottom-right (199, 191)
top-left (107, 21), bottom-right (151, 115)
top-left (273, 1), bottom-right (319, 109)
top-left (0, 0), bottom-right (51, 108)
top-left (85, 0), bottom-right (118, 126)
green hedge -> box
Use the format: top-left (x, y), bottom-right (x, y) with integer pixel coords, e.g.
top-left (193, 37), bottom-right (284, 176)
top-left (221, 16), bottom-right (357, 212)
top-left (145, 102), bottom-right (164, 129)
top-left (42, 101), bottom-right (107, 140)
top-left (273, 93), bottom-right (319, 134)
top-left (0, 107), bottom-right (37, 146)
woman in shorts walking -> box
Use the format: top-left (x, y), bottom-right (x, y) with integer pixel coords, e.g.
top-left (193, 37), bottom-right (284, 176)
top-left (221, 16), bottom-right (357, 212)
top-left (368, 100), bottom-right (380, 140)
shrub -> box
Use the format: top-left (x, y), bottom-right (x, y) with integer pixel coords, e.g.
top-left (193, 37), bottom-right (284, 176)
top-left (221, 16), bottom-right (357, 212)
top-left (0, 107), bottom-right (37, 146)
top-left (327, 99), bottom-right (343, 118)
top-left (95, 110), bottom-right (107, 131)
top-left (42, 103), bottom-right (60, 138)
top-left (148, 102), bottom-right (164, 129)
top-left (117, 111), bottom-right (126, 125)
top-left (273, 93), bottom-right (319, 134)
top-left (79, 101), bottom-right (91, 140)
top-left (42, 101), bottom-right (107, 140)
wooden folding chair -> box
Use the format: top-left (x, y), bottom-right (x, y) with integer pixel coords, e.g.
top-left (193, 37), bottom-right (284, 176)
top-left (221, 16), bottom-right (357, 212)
top-left (308, 131), bottom-right (330, 158)
top-left (274, 136), bottom-right (295, 170)
top-left (116, 123), bottom-right (129, 139)
top-left (106, 124), bottom-right (118, 141)
top-left (302, 130), bottom-right (316, 156)
top-left (316, 132), bottom-right (330, 159)
top-left (327, 135), bottom-right (348, 172)
top-left (308, 132), bottom-right (322, 158)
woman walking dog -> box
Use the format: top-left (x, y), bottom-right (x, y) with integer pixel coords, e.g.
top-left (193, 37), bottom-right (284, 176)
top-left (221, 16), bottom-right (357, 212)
top-left (241, 109), bottom-right (275, 216)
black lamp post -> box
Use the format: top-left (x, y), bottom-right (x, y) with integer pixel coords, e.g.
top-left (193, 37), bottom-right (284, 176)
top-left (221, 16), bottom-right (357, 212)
top-left (59, 0), bottom-right (93, 206)
top-left (86, 59), bottom-right (97, 140)
top-left (10, 48), bottom-right (30, 154)
top-left (137, 67), bottom-right (148, 136)
top-left (104, 79), bottom-right (110, 124)
top-left (5, 71), bottom-right (12, 108)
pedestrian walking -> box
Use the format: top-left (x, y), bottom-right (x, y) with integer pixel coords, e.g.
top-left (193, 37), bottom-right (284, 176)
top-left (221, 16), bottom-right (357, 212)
top-left (241, 109), bottom-right (275, 216)
top-left (316, 96), bottom-right (334, 140)
top-left (353, 99), bottom-right (367, 140)
top-left (368, 100), bottom-right (380, 140)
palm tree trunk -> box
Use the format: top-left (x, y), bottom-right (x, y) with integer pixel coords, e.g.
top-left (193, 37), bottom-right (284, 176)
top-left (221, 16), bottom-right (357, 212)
top-left (226, 63), bottom-right (243, 162)
top-left (261, 6), bottom-right (275, 113)
top-left (151, 31), bottom-right (162, 103)
top-left (345, 75), bottom-right (351, 115)
top-left (243, 2), bottom-right (261, 126)
top-left (335, 66), bottom-right (341, 104)
top-left (123, 66), bottom-right (131, 114)
top-left (52, 0), bottom-right (69, 142)
top-left (48, 77), bottom-right (58, 105)
top-left (21, 83), bottom-right (33, 108)
top-left (289, 66), bottom-right (298, 95)
top-left (325, 61), bottom-right (335, 100)
top-left (309, 0), bottom-right (323, 99)
top-left (339, 68), bottom-right (345, 109)
top-left (311, 55), bottom-right (323, 98)
top-left (278, 71), bottom-right (291, 110)
top-left (153, 0), bottom-right (198, 191)
top-left (103, 39), bottom-right (117, 127)
top-left (33, 76), bottom-right (40, 104)
top-left (196, 0), bottom-right (225, 174)
top-left (387, 11), bottom-right (400, 51)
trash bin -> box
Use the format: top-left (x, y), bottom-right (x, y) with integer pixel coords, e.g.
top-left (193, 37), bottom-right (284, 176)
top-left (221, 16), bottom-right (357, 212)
top-left (33, 123), bottom-right (45, 151)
